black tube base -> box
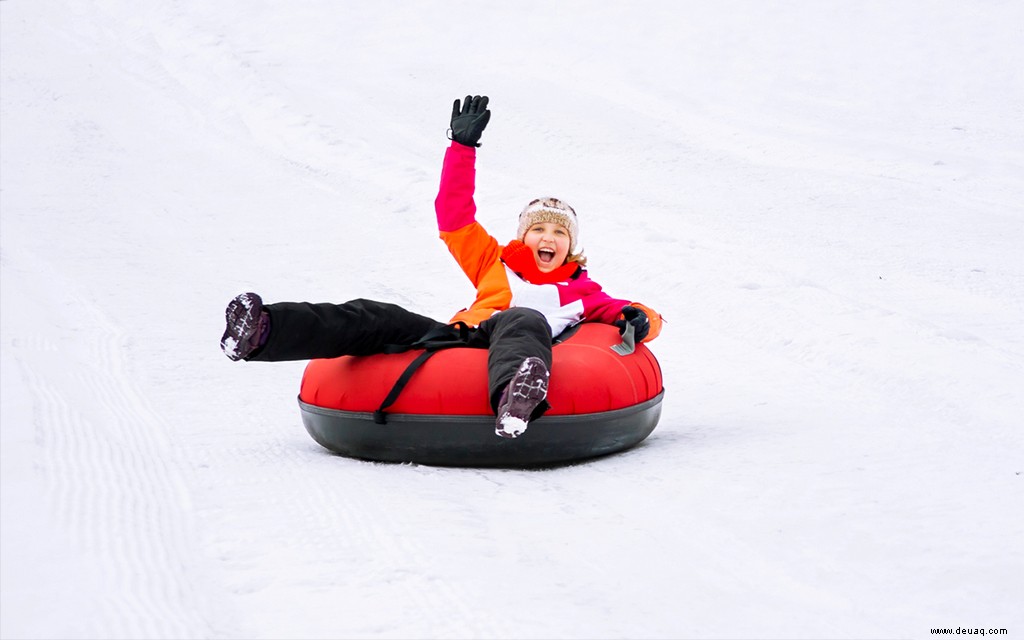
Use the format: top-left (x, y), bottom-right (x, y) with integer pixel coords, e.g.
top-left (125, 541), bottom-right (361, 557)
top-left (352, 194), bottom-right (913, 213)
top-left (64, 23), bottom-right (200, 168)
top-left (298, 392), bottom-right (663, 468)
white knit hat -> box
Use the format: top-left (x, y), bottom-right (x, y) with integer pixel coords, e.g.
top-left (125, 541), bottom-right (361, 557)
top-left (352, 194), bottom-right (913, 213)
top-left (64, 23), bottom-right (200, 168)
top-left (516, 197), bottom-right (579, 254)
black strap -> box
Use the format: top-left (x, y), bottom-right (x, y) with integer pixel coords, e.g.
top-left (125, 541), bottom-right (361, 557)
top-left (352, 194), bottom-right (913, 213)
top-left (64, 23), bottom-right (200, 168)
top-left (373, 322), bottom-right (472, 424)
top-left (373, 350), bottom-right (437, 424)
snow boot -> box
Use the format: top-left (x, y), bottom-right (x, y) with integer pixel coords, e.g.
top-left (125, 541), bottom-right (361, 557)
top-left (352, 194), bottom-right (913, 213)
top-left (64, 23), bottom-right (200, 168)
top-left (495, 356), bottom-right (549, 439)
top-left (220, 292), bottom-right (270, 361)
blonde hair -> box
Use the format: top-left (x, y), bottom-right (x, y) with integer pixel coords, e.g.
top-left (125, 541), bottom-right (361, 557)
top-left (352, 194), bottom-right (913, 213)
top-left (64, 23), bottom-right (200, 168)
top-left (567, 251), bottom-right (588, 268)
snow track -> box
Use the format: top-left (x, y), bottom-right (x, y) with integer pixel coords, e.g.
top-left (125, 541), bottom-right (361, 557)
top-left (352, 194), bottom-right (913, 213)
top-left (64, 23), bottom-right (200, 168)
top-left (2, 247), bottom-right (221, 639)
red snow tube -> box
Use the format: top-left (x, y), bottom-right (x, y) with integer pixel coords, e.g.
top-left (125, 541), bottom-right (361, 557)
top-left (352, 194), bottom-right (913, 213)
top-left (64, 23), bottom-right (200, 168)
top-left (298, 323), bottom-right (664, 466)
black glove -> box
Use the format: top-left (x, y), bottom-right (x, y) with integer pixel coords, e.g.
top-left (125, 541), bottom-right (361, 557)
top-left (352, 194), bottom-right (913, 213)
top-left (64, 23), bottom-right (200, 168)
top-left (449, 95), bottom-right (491, 147)
top-left (614, 306), bottom-right (650, 342)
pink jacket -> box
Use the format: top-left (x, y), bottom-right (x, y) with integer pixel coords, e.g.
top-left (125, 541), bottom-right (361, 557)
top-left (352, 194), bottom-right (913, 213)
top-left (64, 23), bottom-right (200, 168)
top-left (435, 142), bottom-right (652, 338)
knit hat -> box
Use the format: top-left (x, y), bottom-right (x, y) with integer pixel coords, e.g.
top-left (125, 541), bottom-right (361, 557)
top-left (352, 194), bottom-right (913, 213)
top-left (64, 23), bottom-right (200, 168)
top-left (516, 197), bottom-right (579, 254)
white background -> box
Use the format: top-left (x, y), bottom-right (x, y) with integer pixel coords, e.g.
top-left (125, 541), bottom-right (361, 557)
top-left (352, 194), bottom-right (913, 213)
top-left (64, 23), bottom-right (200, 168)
top-left (2, 1), bottom-right (1022, 638)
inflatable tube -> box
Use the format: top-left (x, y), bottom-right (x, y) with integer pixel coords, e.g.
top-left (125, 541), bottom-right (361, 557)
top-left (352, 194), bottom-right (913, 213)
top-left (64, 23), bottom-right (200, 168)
top-left (298, 323), bottom-right (663, 466)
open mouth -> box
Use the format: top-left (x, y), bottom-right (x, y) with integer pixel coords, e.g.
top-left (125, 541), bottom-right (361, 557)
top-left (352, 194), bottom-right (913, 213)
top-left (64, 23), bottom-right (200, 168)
top-left (537, 248), bottom-right (556, 264)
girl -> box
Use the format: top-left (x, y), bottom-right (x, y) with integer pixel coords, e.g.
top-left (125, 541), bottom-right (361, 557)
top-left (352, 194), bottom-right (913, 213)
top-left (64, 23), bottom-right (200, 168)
top-left (221, 95), bottom-right (662, 438)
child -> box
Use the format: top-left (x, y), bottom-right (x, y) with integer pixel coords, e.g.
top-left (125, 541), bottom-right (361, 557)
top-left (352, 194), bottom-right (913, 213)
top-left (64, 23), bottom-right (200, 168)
top-left (221, 94), bottom-right (662, 438)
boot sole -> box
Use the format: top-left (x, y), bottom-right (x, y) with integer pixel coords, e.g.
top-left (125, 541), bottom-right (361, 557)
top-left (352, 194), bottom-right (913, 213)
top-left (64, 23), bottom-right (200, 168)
top-left (220, 293), bottom-right (263, 361)
top-left (495, 357), bottom-right (549, 438)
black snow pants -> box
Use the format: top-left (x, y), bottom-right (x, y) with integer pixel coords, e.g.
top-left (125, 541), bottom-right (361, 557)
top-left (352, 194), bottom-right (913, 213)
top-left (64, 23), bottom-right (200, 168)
top-left (248, 298), bottom-right (553, 413)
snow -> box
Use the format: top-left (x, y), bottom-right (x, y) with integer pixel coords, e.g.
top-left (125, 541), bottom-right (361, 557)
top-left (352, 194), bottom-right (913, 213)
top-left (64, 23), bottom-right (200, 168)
top-left (496, 416), bottom-right (527, 440)
top-left (2, 0), bottom-right (1022, 638)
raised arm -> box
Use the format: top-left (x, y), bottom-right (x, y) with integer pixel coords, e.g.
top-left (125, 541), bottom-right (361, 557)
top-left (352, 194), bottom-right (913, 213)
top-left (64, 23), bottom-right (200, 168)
top-left (435, 95), bottom-right (502, 287)
top-left (435, 95), bottom-right (491, 232)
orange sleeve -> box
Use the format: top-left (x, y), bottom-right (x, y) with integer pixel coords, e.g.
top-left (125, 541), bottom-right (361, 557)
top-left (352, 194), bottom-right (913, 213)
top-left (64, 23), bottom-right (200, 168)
top-left (439, 221), bottom-right (502, 287)
top-left (630, 302), bottom-right (663, 343)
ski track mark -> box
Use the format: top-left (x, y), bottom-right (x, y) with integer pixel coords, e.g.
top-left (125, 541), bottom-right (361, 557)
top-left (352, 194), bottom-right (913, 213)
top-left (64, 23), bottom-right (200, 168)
top-left (2, 246), bottom-right (225, 639)
top-left (201, 446), bottom-right (513, 639)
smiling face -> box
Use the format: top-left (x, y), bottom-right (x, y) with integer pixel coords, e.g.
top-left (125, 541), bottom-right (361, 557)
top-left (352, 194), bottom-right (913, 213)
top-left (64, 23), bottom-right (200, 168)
top-left (522, 221), bottom-right (571, 272)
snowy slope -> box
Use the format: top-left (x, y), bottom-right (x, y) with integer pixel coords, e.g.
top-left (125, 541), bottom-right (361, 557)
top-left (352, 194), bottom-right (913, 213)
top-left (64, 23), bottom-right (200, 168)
top-left (2, 1), bottom-right (1022, 638)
